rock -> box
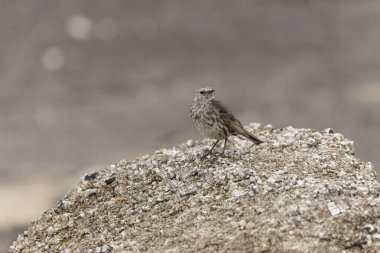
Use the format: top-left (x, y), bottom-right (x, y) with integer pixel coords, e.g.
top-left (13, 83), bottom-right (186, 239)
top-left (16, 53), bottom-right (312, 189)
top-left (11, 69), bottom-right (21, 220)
top-left (104, 177), bottom-right (116, 185)
top-left (83, 172), bottom-right (97, 181)
top-left (186, 139), bottom-right (195, 147)
top-left (9, 124), bottom-right (380, 252)
top-left (324, 128), bottom-right (334, 134)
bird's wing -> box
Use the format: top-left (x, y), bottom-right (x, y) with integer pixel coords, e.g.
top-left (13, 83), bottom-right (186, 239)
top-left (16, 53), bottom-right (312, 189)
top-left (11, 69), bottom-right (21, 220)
top-left (211, 99), bottom-right (244, 134)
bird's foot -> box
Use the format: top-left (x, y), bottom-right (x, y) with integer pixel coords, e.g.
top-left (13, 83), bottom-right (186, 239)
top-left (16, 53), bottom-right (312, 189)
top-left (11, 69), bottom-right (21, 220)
top-left (201, 151), bottom-right (227, 160)
top-left (201, 151), bottom-right (212, 159)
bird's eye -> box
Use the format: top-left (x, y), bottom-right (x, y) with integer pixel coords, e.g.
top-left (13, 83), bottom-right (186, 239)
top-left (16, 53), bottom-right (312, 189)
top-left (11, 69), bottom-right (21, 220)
top-left (200, 91), bottom-right (205, 94)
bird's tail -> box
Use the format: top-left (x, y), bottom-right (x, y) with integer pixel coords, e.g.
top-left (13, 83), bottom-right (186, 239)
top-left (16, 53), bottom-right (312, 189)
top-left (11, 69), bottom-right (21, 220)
top-left (242, 129), bottom-right (263, 145)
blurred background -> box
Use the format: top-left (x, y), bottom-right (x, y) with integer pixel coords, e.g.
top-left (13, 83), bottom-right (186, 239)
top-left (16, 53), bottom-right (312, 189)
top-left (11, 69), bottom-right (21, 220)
top-left (1, 0), bottom-right (380, 251)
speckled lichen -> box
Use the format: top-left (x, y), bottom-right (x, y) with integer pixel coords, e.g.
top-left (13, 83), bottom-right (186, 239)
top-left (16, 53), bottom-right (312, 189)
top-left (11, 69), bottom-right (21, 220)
top-left (10, 124), bottom-right (380, 253)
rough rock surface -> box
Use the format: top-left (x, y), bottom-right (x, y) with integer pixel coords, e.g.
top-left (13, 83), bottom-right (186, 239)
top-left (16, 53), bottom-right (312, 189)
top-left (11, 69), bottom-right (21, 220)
top-left (10, 124), bottom-right (380, 252)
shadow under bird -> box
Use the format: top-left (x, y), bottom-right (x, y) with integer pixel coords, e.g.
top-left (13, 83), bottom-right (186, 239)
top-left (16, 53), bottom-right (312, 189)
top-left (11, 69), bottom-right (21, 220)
top-left (190, 87), bottom-right (263, 157)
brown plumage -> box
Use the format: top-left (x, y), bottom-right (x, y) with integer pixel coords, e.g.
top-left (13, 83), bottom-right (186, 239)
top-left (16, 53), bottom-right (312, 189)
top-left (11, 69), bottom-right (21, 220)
top-left (190, 87), bottom-right (263, 156)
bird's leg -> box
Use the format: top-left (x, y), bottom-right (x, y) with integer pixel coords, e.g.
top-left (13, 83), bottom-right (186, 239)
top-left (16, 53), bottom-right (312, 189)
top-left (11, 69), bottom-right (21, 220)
top-left (222, 138), bottom-right (228, 155)
top-left (208, 139), bottom-right (220, 154)
top-left (202, 139), bottom-right (220, 158)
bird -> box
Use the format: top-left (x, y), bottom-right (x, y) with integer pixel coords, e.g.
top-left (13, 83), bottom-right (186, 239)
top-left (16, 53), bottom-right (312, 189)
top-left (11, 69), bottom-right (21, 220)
top-left (190, 87), bottom-right (263, 157)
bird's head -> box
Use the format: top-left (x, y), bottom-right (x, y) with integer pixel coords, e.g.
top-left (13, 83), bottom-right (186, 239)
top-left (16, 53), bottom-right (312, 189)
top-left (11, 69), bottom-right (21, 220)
top-left (194, 87), bottom-right (215, 101)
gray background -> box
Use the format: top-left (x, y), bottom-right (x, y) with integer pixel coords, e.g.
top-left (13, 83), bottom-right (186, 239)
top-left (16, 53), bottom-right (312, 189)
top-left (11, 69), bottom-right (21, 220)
top-left (1, 1), bottom-right (380, 251)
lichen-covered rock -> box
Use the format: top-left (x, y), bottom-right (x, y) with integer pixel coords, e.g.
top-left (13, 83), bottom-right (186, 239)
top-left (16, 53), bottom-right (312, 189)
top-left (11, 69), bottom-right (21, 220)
top-left (10, 124), bottom-right (380, 252)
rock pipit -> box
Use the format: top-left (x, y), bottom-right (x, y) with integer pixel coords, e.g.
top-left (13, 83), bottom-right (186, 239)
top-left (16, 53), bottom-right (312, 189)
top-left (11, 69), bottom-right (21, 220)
top-left (190, 87), bottom-right (263, 157)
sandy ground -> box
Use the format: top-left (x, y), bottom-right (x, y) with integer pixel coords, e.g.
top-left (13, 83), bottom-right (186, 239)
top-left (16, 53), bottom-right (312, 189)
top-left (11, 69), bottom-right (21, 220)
top-left (1, 1), bottom-right (380, 251)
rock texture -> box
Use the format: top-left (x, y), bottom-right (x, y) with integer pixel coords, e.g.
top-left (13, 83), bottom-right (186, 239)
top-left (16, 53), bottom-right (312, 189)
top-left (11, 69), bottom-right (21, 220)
top-left (10, 124), bottom-right (380, 252)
